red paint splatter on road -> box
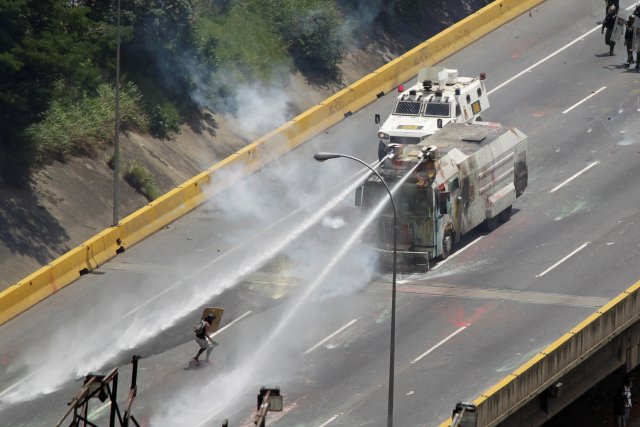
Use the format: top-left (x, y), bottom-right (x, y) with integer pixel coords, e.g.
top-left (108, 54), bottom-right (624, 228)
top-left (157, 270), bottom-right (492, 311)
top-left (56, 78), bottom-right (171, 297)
top-left (443, 302), bottom-right (492, 328)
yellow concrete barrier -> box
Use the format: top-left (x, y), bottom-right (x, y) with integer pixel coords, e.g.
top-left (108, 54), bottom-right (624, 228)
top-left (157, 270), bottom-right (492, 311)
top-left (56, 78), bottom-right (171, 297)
top-left (438, 278), bottom-right (640, 427)
top-left (0, 0), bottom-right (546, 326)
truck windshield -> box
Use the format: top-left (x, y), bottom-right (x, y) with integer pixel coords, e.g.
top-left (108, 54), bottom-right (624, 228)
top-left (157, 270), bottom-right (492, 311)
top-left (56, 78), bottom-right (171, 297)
top-left (393, 100), bottom-right (421, 116)
top-left (423, 101), bottom-right (451, 118)
top-left (362, 180), bottom-right (431, 217)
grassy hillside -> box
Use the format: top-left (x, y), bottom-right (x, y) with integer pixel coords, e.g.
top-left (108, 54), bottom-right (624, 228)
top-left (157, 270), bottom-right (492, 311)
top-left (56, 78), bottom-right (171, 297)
top-left (0, 0), bottom-right (490, 189)
top-left (0, 0), bottom-right (492, 287)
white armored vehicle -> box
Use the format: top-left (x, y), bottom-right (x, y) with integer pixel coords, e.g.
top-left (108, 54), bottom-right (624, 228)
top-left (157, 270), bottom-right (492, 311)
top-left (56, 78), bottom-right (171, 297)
top-left (376, 67), bottom-right (490, 160)
top-left (358, 122), bottom-right (527, 268)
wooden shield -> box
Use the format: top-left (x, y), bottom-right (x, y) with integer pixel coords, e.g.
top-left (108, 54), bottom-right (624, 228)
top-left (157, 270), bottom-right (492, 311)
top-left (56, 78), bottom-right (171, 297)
top-left (201, 307), bottom-right (223, 334)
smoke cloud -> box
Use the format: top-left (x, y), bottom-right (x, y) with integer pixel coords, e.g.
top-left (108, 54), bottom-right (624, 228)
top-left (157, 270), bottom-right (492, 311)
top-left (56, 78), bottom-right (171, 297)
top-left (0, 146), bottom-right (382, 422)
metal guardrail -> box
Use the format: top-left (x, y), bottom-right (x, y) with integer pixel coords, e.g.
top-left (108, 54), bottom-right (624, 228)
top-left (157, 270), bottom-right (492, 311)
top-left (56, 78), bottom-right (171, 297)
top-left (439, 279), bottom-right (640, 427)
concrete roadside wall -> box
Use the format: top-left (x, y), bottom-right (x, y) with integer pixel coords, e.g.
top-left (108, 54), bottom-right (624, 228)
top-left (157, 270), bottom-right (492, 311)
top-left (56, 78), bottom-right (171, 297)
top-left (0, 0), bottom-right (546, 326)
top-left (438, 279), bottom-right (640, 427)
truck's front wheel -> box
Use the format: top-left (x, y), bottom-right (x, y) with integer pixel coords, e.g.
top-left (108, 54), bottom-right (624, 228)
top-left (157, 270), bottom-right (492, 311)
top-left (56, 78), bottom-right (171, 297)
top-left (440, 233), bottom-right (453, 260)
top-left (378, 141), bottom-right (387, 160)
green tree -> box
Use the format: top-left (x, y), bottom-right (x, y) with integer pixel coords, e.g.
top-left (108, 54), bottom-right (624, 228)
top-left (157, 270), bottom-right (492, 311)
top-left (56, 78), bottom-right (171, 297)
top-left (114, 1), bottom-right (198, 99)
top-left (250, 0), bottom-right (345, 83)
top-left (87, 0), bottom-right (201, 138)
top-left (0, 0), bottom-right (111, 186)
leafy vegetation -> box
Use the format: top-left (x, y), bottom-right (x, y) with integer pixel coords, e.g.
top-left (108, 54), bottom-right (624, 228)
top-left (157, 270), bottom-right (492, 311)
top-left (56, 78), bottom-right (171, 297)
top-left (254, 0), bottom-right (345, 82)
top-left (148, 103), bottom-right (182, 141)
top-left (0, 0), bottom-right (113, 185)
top-left (26, 82), bottom-right (147, 163)
top-left (1, 0), bottom-right (483, 187)
top-left (122, 160), bottom-right (160, 202)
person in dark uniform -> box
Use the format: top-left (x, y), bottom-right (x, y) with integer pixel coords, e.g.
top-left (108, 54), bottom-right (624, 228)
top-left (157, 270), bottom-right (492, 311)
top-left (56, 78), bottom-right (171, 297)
top-left (614, 386), bottom-right (626, 427)
top-left (625, 15), bottom-right (635, 66)
top-left (606, 0), bottom-right (620, 15)
top-left (623, 377), bottom-right (633, 426)
top-left (633, 5), bottom-right (640, 69)
top-left (602, 5), bottom-right (618, 56)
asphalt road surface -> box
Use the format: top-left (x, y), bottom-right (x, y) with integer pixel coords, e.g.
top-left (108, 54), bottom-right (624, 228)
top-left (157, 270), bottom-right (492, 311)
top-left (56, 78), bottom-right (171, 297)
top-left (1, 1), bottom-right (640, 426)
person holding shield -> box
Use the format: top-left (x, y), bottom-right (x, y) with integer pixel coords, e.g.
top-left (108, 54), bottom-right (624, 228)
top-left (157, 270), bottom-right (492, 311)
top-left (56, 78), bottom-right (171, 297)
top-left (192, 312), bottom-right (216, 366)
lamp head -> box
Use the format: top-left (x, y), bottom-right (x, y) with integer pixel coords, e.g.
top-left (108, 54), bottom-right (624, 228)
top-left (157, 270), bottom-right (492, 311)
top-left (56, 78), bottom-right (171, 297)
top-left (314, 152), bottom-right (341, 162)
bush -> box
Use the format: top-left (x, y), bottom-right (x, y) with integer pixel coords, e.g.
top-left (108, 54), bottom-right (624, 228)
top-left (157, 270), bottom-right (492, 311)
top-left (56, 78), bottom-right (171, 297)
top-left (123, 69), bottom-right (185, 140)
top-left (194, 4), bottom-right (290, 81)
top-left (122, 160), bottom-right (160, 201)
top-left (149, 103), bottom-right (182, 140)
top-left (27, 82), bottom-right (148, 164)
top-left (0, 0), bottom-right (115, 186)
top-left (255, 0), bottom-right (345, 83)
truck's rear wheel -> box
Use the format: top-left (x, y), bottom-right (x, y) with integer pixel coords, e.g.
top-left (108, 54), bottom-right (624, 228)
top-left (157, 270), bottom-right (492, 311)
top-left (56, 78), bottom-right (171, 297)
top-left (498, 206), bottom-right (512, 222)
top-left (484, 216), bottom-right (499, 231)
top-left (440, 233), bottom-right (453, 260)
top-left (515, 162), bottom-right (528, 197)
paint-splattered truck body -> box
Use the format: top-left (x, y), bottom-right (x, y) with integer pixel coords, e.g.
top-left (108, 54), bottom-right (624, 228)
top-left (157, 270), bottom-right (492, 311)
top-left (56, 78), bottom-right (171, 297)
top-left (358, 122), bottom-right (528, 267)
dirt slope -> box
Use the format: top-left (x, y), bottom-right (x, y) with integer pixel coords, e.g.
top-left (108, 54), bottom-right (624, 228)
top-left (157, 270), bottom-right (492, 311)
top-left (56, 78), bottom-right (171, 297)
top-left (0, 44), bottom-right (394, 289)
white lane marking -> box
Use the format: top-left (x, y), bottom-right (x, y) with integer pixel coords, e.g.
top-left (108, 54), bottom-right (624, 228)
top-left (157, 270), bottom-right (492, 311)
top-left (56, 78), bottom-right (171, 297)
top-left (563, 86), bottom-right (607, 114)
top-left (0, 372), bottom-right (36, 398)
top-left (490, 2), bottom-right (638, 94)
top-left (489, 27), bottom-right (598, 94)
top-left (549, 161), bottom-right (600, 193)
top-left (431, 236), bottom-right (484, 271)
top-left (318, 414), bottom-right (340, 427)
top-left (411, 326), bottom-right (467, 364)
top-left (88, 402), bottom-right (111, 419)
top-left (535, 242), bottom-right (590, 278)
top-left (304, 319), bottom-right (358, 355)
top-left (210, 311), bottom-right (252, 338)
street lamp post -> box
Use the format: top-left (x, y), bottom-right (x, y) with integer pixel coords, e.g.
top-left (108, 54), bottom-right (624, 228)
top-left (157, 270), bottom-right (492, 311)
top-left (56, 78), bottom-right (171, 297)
top-left (313, 152), bottom-right (397, 427)
top-left (112, 0), bottom-right (121, 226)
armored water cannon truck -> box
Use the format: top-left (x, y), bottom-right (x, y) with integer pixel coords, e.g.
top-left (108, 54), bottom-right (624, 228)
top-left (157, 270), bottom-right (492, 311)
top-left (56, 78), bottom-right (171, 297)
top-left (357, 122), bottom-right (527, 268)
top-left (376, 67), bottom-right (489, 160)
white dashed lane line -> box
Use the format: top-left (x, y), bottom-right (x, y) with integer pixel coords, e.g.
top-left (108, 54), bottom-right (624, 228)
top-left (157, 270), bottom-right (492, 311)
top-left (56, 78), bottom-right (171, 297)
top-left (562, 86), bottom-right (607, 114)
top-left (535, 242), bottom-right (590, 278)
top-left (210, 310), bottom-right (252, 338)
top-left (549, 161), bottom-right (600, 193)
top-left (411, 326), bottom-right (468, 364)
top-left (303, 319), bottom-right (358, 355)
